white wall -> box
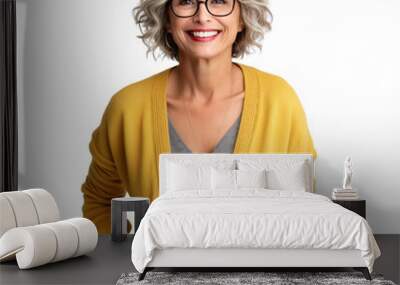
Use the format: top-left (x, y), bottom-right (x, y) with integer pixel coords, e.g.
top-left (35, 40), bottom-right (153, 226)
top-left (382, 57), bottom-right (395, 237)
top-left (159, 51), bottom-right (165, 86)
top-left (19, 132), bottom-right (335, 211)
top-left (16, 0), bottom-right (400, 233)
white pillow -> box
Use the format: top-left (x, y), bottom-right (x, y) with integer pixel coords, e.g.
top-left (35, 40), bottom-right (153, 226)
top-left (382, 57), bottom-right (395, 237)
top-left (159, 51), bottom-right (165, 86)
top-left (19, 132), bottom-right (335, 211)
top-left (211, 168), bottom-right (237, 190)
top-left (265, 163), bottom-right (307, 191)
top-left (237, 159), bottom-right (309, 191)
top-left (166, 158), bottom-right (237, 170)
top-left (236, 169), bottom-right (268, 188)
top-left (211, 168), bottom-right (268, 190)
top-left (167, 161), bottom-right (212, 191)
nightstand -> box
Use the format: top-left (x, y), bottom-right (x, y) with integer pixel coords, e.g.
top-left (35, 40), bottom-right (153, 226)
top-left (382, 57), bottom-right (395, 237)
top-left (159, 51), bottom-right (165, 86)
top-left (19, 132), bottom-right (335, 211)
top-left (332, 199), bottom-right (366, 219)
top-left (111, 197), bottom-right (150, 242)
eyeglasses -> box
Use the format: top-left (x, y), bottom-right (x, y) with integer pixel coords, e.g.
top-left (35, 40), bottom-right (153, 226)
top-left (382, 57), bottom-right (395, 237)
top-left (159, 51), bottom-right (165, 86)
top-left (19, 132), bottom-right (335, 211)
top-left (169, 0), bottom-right (236, 18)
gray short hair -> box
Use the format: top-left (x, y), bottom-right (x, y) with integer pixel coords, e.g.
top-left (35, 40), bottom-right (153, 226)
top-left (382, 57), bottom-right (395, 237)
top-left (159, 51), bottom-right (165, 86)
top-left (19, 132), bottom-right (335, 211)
top-left (132, 0), bottom-right (273, 61)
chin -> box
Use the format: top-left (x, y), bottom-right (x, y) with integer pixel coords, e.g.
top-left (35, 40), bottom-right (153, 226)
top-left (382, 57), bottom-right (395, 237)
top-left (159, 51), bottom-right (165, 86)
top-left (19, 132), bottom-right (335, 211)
top-left (186, 48), bottom-right (230, 61)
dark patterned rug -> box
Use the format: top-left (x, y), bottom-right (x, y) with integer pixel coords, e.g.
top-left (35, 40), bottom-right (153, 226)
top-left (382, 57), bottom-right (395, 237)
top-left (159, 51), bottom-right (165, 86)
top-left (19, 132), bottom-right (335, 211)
top-left (116, 271), bottom-right (396, 285)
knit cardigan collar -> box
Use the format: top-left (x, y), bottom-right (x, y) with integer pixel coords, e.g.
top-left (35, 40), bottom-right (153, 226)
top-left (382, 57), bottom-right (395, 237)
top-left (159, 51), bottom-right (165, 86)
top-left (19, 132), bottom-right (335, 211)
top-left (151, 62), bottom-right (259, 160)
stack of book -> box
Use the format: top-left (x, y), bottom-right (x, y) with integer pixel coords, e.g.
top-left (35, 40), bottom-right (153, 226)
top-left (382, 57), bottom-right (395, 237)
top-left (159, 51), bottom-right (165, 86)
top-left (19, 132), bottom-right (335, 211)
top-left (332, 188), bottom-right (359, 200)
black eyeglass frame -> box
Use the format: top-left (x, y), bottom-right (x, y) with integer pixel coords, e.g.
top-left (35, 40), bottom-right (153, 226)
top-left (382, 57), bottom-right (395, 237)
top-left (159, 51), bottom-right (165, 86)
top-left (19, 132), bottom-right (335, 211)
top-left (169, 0), bottom-right (236, 18)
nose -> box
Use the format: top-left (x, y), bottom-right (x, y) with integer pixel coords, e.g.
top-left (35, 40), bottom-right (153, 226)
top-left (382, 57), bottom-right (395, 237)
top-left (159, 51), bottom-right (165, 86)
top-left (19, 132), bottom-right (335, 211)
top-left (193, 1), bottom-right (211, 22)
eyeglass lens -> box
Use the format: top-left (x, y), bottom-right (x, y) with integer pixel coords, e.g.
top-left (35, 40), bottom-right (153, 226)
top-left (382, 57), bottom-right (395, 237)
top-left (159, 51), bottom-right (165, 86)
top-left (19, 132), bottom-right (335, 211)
top-left (171, 0), bottom-right (235, 17)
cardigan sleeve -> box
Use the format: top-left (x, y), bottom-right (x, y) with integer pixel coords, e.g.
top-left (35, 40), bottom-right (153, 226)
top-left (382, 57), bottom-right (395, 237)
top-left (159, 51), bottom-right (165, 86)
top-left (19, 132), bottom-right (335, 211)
top-left (282, 80), bottom-right (318, 160)
top-left (80, 96), bottom-right (130, 234)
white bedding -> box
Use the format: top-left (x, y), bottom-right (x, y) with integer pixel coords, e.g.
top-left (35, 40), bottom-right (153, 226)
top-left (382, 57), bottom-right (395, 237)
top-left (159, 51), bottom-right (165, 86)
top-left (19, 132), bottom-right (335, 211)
top-left (131, 189), bottom-right (381, 273)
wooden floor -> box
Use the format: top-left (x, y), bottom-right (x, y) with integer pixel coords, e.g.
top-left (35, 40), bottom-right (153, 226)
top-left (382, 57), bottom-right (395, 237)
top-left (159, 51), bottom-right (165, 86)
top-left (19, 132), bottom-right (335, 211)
top-left (373, 234), bottom-right (399, 284)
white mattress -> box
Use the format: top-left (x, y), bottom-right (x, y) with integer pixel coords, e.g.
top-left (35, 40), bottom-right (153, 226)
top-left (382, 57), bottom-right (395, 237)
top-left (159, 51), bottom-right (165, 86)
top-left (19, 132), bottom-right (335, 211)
top-left (131, 189), bottom-right (381, 273)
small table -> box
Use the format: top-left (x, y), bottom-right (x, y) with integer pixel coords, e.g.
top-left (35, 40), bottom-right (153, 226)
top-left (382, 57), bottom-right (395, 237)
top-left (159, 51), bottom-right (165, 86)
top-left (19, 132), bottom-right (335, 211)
top-left (111, 197), bottom-right (150, 242)
top-left (332, 199), bottom-right (366, 219)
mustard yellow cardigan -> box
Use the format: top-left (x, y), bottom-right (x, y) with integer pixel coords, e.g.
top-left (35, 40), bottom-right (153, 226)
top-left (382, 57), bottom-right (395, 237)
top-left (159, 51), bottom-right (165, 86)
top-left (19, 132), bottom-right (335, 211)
top-left (81, 63), bottom-right (317, 234)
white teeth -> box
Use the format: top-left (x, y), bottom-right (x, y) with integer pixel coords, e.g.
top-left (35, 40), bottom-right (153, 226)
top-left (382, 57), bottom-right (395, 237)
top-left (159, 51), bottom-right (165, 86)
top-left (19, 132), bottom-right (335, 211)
top-left (190, 31), bottom-right (219, 38)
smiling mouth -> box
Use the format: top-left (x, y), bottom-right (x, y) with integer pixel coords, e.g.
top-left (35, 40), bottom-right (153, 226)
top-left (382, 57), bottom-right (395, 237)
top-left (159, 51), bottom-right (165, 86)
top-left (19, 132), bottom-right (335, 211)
top-left (186, 30), bottom-right (221, 41)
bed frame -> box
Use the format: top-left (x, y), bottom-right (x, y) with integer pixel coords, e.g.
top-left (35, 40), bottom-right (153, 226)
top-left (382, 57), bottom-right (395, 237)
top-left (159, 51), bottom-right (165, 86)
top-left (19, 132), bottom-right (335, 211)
top-left (138, 153), bottom-right (372, 281)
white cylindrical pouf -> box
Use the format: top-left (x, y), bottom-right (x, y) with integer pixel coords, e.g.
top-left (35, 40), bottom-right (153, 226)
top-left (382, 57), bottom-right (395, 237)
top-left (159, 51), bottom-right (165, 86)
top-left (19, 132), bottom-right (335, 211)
top-left (64, 218), bottom-right (98, 257)
top-left (0, 192), bottom-right (39, 227)
top-left (0, 226), bottom-right (57, 269)
top-left (0, 196), bottom-right (17, 237)
top-left (0, 217), bottom-right (98, 269)
top-left (23, 188), bottom-right (60, 224)
top-left (42, 221), bottom-right (79, 262)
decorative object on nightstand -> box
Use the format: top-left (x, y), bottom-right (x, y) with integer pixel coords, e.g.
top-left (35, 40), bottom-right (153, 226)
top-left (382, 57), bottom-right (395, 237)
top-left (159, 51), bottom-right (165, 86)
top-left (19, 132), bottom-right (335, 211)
top-left (342, 156), bottom-right (353, 190)
top-left (332, 156), bottom-right (359, 200)
top-left (111, 197), bottom-right (150, 242)
top-left (332, 199), bottom-right (366, 219)
top-left (332, 187), bottom-right (359, 200)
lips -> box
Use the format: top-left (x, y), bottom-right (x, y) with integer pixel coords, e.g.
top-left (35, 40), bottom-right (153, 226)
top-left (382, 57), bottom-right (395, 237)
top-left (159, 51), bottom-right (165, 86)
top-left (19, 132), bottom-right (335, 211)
top-left (186, 29), bottom-right (221, 32)
top-left (186, 30), bottom-right (221, 42)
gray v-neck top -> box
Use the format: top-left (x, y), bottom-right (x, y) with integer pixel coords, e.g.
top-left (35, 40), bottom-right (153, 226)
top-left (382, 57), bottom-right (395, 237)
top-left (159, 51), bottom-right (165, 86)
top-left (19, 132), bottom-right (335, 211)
top-left (168, 113), bottom-right (242, 153)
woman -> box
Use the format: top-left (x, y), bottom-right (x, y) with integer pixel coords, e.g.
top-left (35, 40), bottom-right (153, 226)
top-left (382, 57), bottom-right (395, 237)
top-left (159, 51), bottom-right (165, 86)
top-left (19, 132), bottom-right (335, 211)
top-left (81, 0), bottom-right (317, 234)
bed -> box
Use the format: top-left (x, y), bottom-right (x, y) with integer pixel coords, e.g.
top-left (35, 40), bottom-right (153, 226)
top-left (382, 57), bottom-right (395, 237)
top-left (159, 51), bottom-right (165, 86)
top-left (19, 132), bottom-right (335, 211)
top-left (130, 153), bottom-right (381, 281)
